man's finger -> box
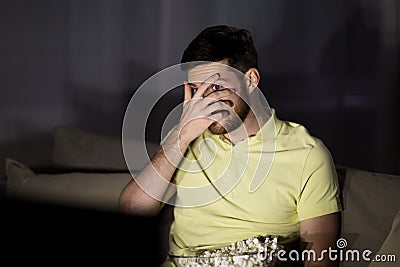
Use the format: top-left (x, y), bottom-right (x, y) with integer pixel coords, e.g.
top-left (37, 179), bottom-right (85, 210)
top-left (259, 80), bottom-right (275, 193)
top-left (207, 111), bottom-right (225, 123)
top-left (210, 109), bottom-right (230, 116)
top-left (193, 73), bottom-right (220, 98)
top-left (183, 81), bottom-right (192, 102)
top-left (203, 100), bottom-right (232, 116)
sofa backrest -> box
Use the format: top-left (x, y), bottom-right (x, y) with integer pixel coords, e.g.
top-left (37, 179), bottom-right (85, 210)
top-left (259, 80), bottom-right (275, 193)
top-left (337, 166), bottom-right (400, 267)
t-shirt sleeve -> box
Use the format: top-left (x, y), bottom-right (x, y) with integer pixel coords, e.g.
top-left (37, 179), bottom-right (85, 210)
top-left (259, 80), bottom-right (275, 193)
top-left (297, 140), bottom-right (342, 221)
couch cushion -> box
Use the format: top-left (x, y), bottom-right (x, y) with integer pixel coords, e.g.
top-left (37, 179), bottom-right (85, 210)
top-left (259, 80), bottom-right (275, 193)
top-left (5, 158), bottom-right (133, 212)
top-left (368, 209), bottom-right (400, 266)
top-left (340, 167), bottom-right (400, 267)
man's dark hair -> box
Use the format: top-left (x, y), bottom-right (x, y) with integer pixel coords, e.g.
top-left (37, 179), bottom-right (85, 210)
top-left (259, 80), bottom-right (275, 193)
top-left (181, 25), bottom-right (258, 74)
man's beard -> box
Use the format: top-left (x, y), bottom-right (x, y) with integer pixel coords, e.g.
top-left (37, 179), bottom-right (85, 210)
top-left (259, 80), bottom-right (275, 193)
top-left (208, 97), bottom-right (250, 135)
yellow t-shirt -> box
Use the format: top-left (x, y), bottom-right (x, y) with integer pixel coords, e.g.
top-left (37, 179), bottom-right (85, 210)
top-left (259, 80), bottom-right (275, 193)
top-left (166, 109), bottom-right (341, 258)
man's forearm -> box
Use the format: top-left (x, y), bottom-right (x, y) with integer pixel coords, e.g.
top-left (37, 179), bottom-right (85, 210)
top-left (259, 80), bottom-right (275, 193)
top-left (300, 213), bottom-right (340, 267)
top-left (118, 129), bottom-right (189, 215)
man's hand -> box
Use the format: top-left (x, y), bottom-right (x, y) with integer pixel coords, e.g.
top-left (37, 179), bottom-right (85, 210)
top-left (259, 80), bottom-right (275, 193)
top-left (176, 73), bottom-right (228, 149)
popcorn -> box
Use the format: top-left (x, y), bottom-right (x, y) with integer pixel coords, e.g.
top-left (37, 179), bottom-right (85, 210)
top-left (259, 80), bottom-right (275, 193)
top-left (171, 235), bottom-right (283, 267)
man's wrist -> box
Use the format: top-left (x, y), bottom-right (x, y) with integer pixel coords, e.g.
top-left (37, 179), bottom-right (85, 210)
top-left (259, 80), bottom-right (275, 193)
top-left (160, 129), bottom-right (189, 165)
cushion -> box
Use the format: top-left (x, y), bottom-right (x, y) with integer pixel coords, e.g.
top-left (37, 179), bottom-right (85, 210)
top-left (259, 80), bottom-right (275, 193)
top-left (368, 209), bottom-right (400, 266)
top-left (340, 167), bottom-right (400, 267)
top-left (52, 126), bottom-right (159, 172)
top-left (5, 158), bottom-right (133, 212)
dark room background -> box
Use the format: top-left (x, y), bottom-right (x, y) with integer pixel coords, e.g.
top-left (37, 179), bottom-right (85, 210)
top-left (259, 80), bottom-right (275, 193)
top-left (0, 0), bottom-right (399, 178)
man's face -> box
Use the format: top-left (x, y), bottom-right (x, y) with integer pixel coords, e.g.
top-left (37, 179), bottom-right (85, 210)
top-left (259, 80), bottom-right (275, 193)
top-left (187, 61), bottom-right (250, 134)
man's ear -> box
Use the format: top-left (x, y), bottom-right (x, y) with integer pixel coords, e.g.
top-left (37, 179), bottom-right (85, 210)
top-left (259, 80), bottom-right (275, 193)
top-left (245, 68), bottom-right (260, 92)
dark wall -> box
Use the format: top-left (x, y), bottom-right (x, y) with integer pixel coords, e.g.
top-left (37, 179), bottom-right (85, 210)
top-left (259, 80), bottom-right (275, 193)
top-left (1, 0), bottom-right (399, 176)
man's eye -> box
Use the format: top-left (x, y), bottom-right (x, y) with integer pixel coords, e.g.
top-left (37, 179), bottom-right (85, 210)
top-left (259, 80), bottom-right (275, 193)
top-left (212, 85), bottom-right (222, 91)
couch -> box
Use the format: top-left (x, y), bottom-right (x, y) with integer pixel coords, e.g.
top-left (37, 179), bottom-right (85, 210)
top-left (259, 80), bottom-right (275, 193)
top-left (1, 126), bottom-right (399, 266)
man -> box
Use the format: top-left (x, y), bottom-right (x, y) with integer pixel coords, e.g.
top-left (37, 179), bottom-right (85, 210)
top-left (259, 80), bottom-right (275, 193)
top-left (119, 25), bottom-right (342, 267)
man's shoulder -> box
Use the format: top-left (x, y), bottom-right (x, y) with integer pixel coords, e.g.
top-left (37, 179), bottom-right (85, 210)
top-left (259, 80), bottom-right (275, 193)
top-left (276, 120), bottom-right (335, 171)
top-left (276, 119), bottom-right (322, 150)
